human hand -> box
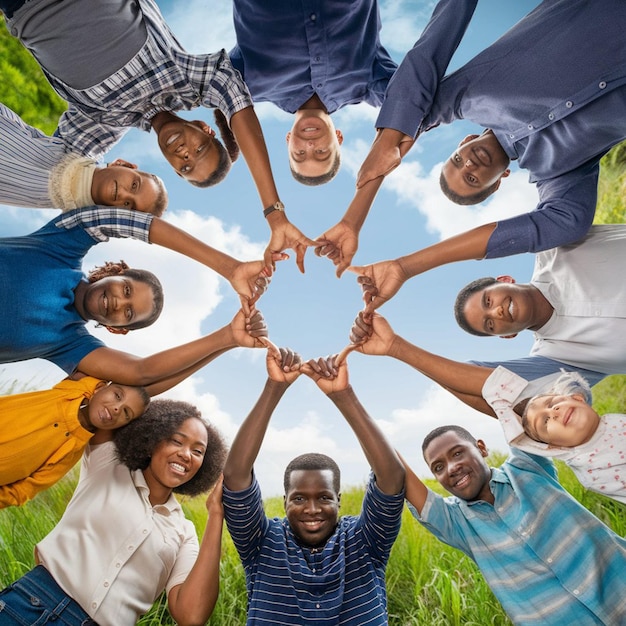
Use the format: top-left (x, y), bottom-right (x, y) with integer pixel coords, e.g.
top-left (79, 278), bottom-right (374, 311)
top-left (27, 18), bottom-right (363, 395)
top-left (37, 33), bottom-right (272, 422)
top-left (264, 213), bottom-right (317, 273)
top-left (265, 341), bottom-right (302, 384)
top-left (347, 260), bottom-right (407, 316)
top-left (230, 255), bottom-right (285, 316)
top-left (206, 474), bottom-right (224, 520)
top-left (355, 129), bottom-right (414, 189)
top-left (349, 311), bottom-right (396, 356)
top-left (230, 308), bottom-right (268, 348)
top-left (301, 352), bottom-right (350, 395)
top-left (314, 221), bottom-right (359, 278)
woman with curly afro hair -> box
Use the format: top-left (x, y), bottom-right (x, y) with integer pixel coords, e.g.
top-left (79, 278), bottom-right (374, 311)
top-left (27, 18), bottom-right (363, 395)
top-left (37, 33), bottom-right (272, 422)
top-left (0, 399), bottom-right (228, 626)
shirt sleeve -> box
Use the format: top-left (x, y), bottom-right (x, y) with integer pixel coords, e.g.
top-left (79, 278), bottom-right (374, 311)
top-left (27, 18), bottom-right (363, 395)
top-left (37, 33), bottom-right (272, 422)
top-left (55, 104), bottom-right (130, 159)
top-left (55, 206), bottom-right (154, 243)
top-left (485, 161), bottom-right (599, 258)
top-left (357, 474), bottom-right (405, 564)
top-left (165, 519), bottom-right (200, 594)
top-left (375, 0), bottom-right (478, 137)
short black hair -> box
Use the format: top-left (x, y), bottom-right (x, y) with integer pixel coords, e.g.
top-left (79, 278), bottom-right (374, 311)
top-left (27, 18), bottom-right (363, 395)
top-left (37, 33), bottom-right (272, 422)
top-left (114, 399), bottom-right (227, 496)
top-left (290, 151), bottom-right (341, 186)
top-left (151, 175), bottom-right (168, 217)
top-left (422, 424), bottom-right (478, 457)
top-left (454, 277), bottom-right (498, 337)
top-left (283, 452), bottom-right (341, 494)
top-left (440, 170), bottom-right (499, 205)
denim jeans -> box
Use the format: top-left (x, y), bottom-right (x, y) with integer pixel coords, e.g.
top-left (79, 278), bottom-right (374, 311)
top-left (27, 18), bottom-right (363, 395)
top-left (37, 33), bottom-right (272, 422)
top-left (0, 566), bottom-right (98, 625)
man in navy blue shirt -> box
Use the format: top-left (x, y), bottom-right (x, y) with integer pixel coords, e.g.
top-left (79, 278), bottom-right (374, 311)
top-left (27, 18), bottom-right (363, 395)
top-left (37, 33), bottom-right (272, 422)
top-left (230, 0), bottom-right (397, 186)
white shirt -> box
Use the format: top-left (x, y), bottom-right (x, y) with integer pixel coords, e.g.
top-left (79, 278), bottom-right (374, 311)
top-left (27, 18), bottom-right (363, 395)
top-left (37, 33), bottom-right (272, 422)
top-left (484, 366), bottom-right (626, 504)
top-left (530, 224), bottom-right (626, 374)
top-left (36, 442), bottom-right (198, 626)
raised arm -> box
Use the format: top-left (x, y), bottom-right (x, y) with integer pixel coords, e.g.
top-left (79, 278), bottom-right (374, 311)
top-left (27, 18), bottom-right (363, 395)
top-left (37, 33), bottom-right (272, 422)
top-left (302, 352), bottom-right (404, 495)
top-left (229, 107), bottom-right (317, 273)
top-left (350, 311), bottom-right (496, 416)
top-left (397, 452), bottom-right (429, 515)
top-left (167, 475), bottom-right (224, 626)
top-left (222, 343), bottom-right (302, 491)
top-left (349, 222), bottom-right (496, 314)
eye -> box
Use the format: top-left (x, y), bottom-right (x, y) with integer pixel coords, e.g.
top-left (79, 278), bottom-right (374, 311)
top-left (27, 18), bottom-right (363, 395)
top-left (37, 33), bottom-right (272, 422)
top-left (486, 319), bottom-right (494, 332)
top-left (171, 438), bottom-right (182, 446)
top-left (124, 285), bottom-right (131, 297)
top-left (192, 448), bottom-right (205, 457)
top-left (125, 307), bottom-right (132, 321)
top-left (196, 145), bottom-right (205, 154)
top-left (131, 180), bottom-right (139, 191)
top-left (453, 154), bottom-right (462, 163)
top-left (467, 174), bottom-right (478, 184)
top-left (433, 464), bottom-right (443, 473)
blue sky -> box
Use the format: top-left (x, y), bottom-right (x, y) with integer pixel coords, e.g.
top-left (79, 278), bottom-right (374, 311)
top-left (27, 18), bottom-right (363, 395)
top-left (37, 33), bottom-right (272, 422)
top-left (1, 0), bottom-right (544, 496)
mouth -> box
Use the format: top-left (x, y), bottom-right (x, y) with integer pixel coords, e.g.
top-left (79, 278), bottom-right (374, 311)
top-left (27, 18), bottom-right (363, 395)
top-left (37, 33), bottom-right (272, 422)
top-left (507, 297), bottom-right (514, 321)
top-left (301, 519), bottom-right (324, 532)
top-left (562, 408), bottom-right (573, 426)
top-left (98, 408), bottom-right (112, 423)
top-left (100, 292), bottom-right (109, 318)
top-left (113, 180), bottom-right (118, 202)
top-left (169, 462), bottom-right (187, 476)
top-left (452, 472), bottom-right (471, 490)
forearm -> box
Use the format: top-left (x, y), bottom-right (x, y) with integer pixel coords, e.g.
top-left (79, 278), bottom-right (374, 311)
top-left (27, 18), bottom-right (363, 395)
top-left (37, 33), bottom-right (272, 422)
top-left (343, 177), bottom-right (384, 232)
top-left (149, 217), bottom-right (239, 279)
top-left (327, 385), bottom-right (404, 495)
top-left (230, 106), bottom-right (280, 208)
top-left (168, 512), bottom-right (223, 626)
top-left (223, 378), bottom-right (291, 490)
top-left (397, 222), bottom-right (496, 278)
top-left (390, 336), bottom-right (492, 399)
top-left (441, 386), bottom-right (496, 417)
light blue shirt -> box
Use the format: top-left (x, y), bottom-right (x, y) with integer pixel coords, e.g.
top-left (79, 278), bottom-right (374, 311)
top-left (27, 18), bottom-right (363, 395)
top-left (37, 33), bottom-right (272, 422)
top-left (409, 448), bottom-right (626, 625)
top-left (229, 0), bottom-right (397, 114)
top-left (377, 0), bottom-right (626, 258)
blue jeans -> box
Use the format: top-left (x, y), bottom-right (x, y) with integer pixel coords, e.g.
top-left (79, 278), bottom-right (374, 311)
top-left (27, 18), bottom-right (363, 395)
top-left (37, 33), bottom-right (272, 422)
top-left (0, 566), bottom-right (98, 625)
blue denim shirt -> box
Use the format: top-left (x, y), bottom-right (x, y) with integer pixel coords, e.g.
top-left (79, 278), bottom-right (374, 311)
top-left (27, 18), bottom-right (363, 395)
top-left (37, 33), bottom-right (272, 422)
top-left (229, 0), bottom-right (397, 113)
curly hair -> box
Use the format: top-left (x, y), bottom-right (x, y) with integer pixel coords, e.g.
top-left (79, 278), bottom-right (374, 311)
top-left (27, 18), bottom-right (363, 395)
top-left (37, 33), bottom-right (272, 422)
top-left (439, 170), bottom-right (499, 205)
top-left (86, 260), bottom-right (164, 330)
top-left (283, 452), bottom-right (341, 495)
top-left (453, 276), bottom-right (498, 336)
top-left (114, 399), bottom-right (227, 497)
top-left (189, 109), bottom-right (240, 188)
top-left (289, 151), bottom-right (341, 186)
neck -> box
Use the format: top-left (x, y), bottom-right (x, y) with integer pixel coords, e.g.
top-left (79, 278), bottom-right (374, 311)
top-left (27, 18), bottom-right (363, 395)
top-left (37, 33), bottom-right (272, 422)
top-left (150, 110), bottom-right (178, 132)
top-left (528, 285), bottom-right (555, 330)
top-left (72, 280), bottom-right (89, 321)
top-left (77, 402), bottom-right (96, 432)
top-left (298, 94), bottom-right (327, 112)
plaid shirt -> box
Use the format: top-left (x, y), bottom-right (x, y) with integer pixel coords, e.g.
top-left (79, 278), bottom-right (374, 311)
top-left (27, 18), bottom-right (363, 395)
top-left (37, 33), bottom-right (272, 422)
top-left (13, 0), bottom-right (252, 158)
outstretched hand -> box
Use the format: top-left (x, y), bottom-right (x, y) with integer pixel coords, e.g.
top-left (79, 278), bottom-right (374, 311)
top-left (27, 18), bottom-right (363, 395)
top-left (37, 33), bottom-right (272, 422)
top-left (356, 129), bottom-right (415, 189)
top-left (264, 215), bottom-right (317, 273)
top-left (301, 352), bottom-right (350, 395)
top-left (265, 340), bottom-right (303, 384)
top-left (314, 221), bottom-right (359, 278)
top-left (348, 311), bottom-right (397, 357)
top-left (348, 260), bottom-right (407, 316)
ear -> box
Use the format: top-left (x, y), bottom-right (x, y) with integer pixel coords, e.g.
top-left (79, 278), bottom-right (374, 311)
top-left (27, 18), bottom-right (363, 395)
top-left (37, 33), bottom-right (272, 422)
top-left (93, 380), bottom-right (108, 392)
top-left (571, 392), bottom-right (588, 404)
top-left (459, 134), bottom-right (479, 147)
top-left (499, 333), bottom-right (518, 339)
top-left (108, 158), bottom-right (137, 170)
top-left (335, 129), bottom-right (344, 145)
top-left (476, 439), bottom-right (489, 458)
top-left (285, 131), bottom-right (291, 143)
top-left (337, 493), bottom-right (341, 508)
top-left (191, 120), bottom-right (214, 136)
top-left (105, 326), bottom-right (129, 335)
top-left (495, 275), bottom-right (516, 284)
top-left (501, 168), bottom-right (510, 178)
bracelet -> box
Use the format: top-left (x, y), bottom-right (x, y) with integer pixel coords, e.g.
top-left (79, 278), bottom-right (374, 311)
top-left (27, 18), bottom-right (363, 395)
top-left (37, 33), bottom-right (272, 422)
top-left (263, 201), bottom-right (285, 218)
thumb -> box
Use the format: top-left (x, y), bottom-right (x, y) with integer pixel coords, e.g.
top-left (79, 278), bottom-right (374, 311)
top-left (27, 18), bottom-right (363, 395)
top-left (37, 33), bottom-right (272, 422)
top-left (336, 344), bottom-right (356, 365)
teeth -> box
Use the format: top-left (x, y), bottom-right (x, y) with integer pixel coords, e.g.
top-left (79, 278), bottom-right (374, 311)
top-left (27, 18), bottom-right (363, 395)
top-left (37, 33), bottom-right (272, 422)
top-left (170, 463), bottom-right (186, 473)
top-left (166, 132), bottom-right (180, 146)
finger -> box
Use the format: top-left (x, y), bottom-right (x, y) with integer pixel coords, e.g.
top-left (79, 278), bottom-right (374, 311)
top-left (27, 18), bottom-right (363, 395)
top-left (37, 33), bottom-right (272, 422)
top-left (263, 247), bottom-right (277, 273)
top-left (346, 265), bottom-right (367, 277)
top-left (295, 245), bottom-right (307, 274)
top-left (335, 344), bottom-right (355, 365)
top-left (336, 258), bottom-right (351, 279)
top-left (271, 252), bottom-right (290, 264)
top-left (239, 296), bottom-right (251, 317)
top-left (261, 337), bottom-right (280, 356)
top-left (305, 357), bottom-right (324, 375)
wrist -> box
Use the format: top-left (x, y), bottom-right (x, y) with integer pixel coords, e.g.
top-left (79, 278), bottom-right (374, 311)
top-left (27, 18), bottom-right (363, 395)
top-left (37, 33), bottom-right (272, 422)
top-left (327, 384), bottom-right (354, 402)
top-left (263, 200), bottom-right (285, 219)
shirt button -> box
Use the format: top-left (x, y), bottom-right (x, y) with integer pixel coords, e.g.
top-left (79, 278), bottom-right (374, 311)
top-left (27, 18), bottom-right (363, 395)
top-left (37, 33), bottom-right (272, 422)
top-left (92, 602), bottom-right (98, 609)
top-left (316, 604), bottom-right (321, 609)
top-left (509, 134), bottom-right (514, 139)
top-left (527, 124), bottom-right (533, 129)
top-left (128, 545), bottom-right (134, 551)
top-left (317, 83), bottom-right (322, 88)
top-left (573, 589), bottom-right (580, 596)
top-left (53, 423), bottom-right (58, 427)
top-left (143, 529), bottom-right (148, 534)
top-left (548, 113), bottom-right (555, 120)
top-left (565, 101), bottom-right (573, 108)
top-left (315, 56), bottom-right (320, 61)
top-left (103, 581), bottom-right (109, 588)
top-left (312, 568), bottom-right (316, 573)
top-left (310, 13), bottom-right (316, 21)
top-left (599, 81), bottom-right (606, 89)
top-left (116, 562), bottom-right (121, 568)
top-left (547, 557), bottom-right (553, 563)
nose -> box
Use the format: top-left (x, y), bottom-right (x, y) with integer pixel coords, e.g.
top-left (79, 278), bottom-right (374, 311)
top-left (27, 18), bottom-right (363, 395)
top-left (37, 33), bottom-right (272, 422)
top-left (177, 446), bottom-right (191, 461)
top-left (304, 499), bottom-right (321, 513)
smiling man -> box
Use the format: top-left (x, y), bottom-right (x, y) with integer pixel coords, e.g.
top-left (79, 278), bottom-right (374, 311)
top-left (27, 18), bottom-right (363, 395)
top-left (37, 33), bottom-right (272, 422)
top-left (229, 0), bottom-right (396, 186)
top-left (222, 346), bottom-right (405, 625)
top-left (402, 425), bottom-right (626, 625)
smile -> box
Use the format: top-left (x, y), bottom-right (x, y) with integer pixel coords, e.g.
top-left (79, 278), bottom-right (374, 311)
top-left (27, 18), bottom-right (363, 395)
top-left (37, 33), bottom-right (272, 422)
top-left (170, 462), bottom-right (187, 475)
top-left (166, 132), bottom-right (181, 147)
top-left (453, 473), bottom-right (471, 489)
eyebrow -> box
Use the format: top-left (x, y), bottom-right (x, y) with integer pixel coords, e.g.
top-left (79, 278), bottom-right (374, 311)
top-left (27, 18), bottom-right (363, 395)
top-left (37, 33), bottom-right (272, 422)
top-left (480, 291), bottom-right (490, 333)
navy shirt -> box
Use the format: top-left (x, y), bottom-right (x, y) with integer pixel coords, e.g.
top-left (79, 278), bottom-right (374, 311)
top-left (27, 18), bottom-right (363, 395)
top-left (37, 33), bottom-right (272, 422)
top-left (229, 0), bottom-right (397, 113)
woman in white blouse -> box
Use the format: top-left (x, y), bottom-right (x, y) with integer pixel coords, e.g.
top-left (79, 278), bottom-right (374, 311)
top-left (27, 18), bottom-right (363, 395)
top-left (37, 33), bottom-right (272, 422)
top-left (0, 398), bottom-right (227, 626)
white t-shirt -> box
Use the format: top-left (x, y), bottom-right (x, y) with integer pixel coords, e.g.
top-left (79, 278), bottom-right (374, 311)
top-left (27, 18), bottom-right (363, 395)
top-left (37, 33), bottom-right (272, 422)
top-left (37, 442), bottom-right (198, 626)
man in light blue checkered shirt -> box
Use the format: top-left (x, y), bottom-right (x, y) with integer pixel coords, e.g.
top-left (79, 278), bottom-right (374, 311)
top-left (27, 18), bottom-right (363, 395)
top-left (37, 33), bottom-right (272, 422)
top-left (1, 0), bottom-right (316, 269)
top-left (405, 425), bottom-right (626, 625)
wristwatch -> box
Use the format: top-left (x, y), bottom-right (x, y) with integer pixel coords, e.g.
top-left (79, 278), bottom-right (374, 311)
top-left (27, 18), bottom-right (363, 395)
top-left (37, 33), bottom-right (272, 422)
top-left (263, 201), bottom-right (285, 218)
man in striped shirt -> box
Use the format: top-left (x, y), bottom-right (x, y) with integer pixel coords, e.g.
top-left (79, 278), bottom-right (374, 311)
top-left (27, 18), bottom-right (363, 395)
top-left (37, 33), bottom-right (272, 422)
top-left (0, 102), bottom-right (167, 215)
top-left (405, 425), bottom-right (626, 625)
top-left (222, 348), bottom-right (405, 625)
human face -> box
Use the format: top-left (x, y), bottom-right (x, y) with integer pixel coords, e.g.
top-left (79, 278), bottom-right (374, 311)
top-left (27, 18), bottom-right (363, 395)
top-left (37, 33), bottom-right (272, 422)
top-left (424, 431), bottom-right (493, 504)
top-left (441, 131), bottom-right (510, 199)
top-left (91, 165), bottom-right (162, 213)
top-left (143, 417), bottom-right (208, 504)
top-left (463, 280), bottom-right (538, 337)
top-left (524, 394), bottom-right (600, 447)
top-left (81, 276), bottom-right (155, 329)
top-left (86, 383), bottom-right (148, 430)
top-left (286, 111), bottom-right (343, 178)
top-left (284, 469), bottom-right (340, 548)
top-left (157, 119), bottom-right (219, 184)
